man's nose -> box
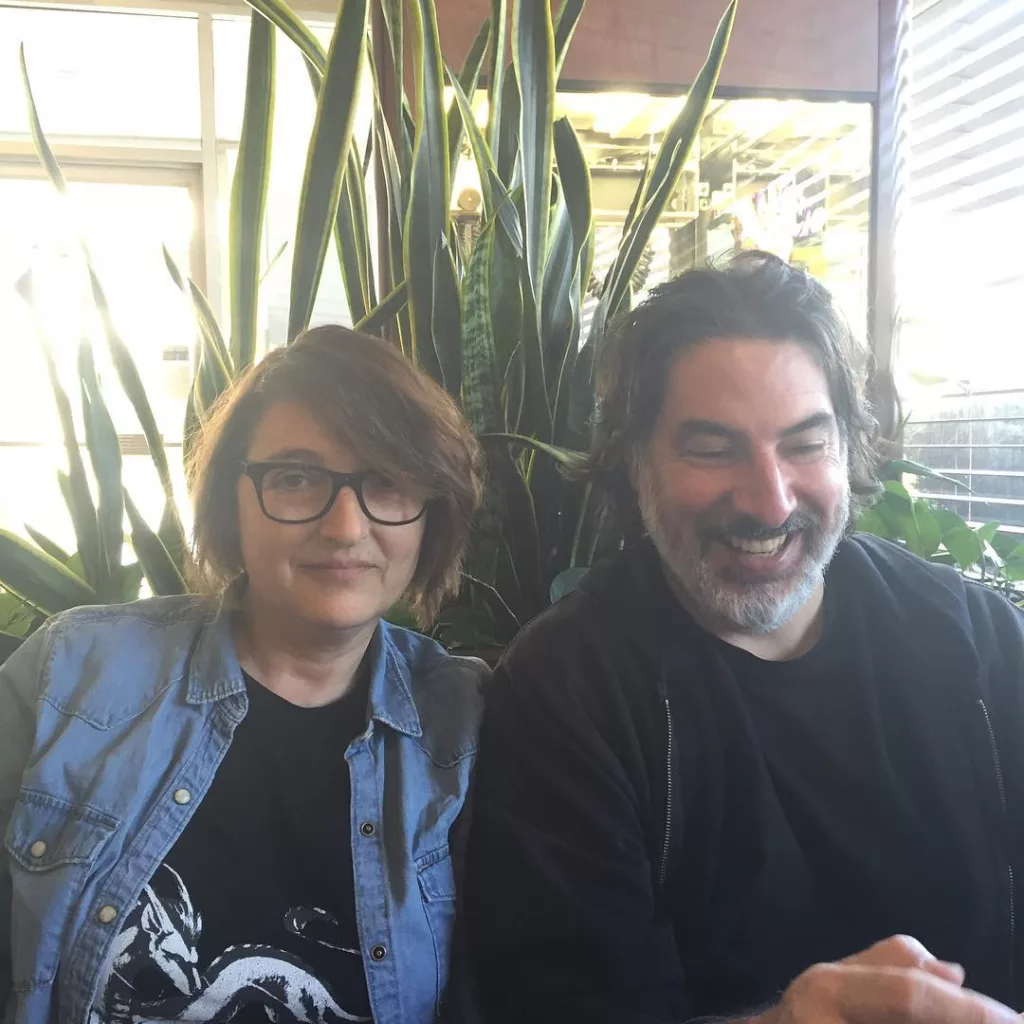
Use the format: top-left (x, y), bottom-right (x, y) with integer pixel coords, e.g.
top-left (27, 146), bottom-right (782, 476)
top-left (730, 453), bottom-right (798, 529)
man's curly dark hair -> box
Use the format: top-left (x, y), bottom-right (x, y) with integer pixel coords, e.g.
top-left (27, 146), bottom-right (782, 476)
top-left (582, 250), bottom-right (882, 538)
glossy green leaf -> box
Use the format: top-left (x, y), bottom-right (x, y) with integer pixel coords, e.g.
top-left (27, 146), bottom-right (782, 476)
top-left (78, 343), bottom-right (124, 586)
top-left (288, 0), bottom-right (369, 340)
top-left (230, 12), bottom-right (275, 371)
top-left (976, 521), bottom-right (1000, 545)
top-left (552, 0), bottom-right (584, 77)
top-left (944, 525), bottom-right (985, 571)
top-left (550, 564), bottom-right (589, 603)
top-left (461, 222), bottom-right (502, 435)
top-left (930, 506), bottom-right (969, 538)
top-left (405, 0), bottom-right (451, 382)
top-left (0, 529), bottom-right (97, 614)
top-left (912, 499), bottom-right (942, 559)
top-left (856, 505), bottom-right (894, 540)
top-left (883, 479), bottom-right (913, 506)
top-left (447, 18), bottom-right (491, 201)
top-left (514, 0), bottom-right (555, 310)
top-left (124, 494), bottom-right (187, 597)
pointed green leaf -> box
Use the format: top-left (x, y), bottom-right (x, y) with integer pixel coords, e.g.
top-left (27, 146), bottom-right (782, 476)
top-left (0, 529), bottom-right (97, 614)
top-left (447, 18), bottom-right (491, 203)
top-left (336, 144), bottom-right (372, 326)
top-left (553, 0), bottom-right (584, 77)
top-left (607, 0), bottom-right (736, 313)
top-left (479, 431), bottom-right (585, 468)
top-left (354, 280), bottom-right (409, 336)
top-left (976, 521), bottom-right (1001, 545)
top-left (912, 499), bottom-right (941, 559)
top-left (243, 0), bottom-right (326, 74)
top-left (23, 527), bottom-right (70, 566)
top-left (514, 0), bottom-right (555, 308)
top-left (288, 0), bottom-right (369, 340)
top-left (461, 223), bottom-right (502, 434)
top-left (446, 60), bottom-right (499, 220)
top-left (944, 525), bottom-right (985, 571)
top-left (495, 67), bottom-right (520, 187)
top-left (431, 237), bottom-right (462, 397)
top-left (230, 12), bottom-right (275, 371)
top-left (554, 117), bottom-right (592, 279)
top-left (405, 0), bottom-right (451, 382)
top-left (540, 187), bottom-right (575, 383)
top-left (124, 494), bottom-right (187, 597)
top-left (486, 0), bottom-right (509, 156)
top-left (888, 457), bottom-right (971, 492)
top-left (78, 343), bottom-right (124, 585)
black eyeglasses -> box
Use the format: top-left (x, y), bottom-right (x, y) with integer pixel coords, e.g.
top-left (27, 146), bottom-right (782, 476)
top-left (241, 461), bottom-right (427, 526)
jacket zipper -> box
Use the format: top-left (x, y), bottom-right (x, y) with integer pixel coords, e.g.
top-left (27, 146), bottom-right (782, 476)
top-left (979, 697), bottom-right (1016, 995)
top-left (659, 697), bottom-right (674, 889)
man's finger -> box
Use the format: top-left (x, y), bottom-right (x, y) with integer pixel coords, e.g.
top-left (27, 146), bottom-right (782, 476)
top-left (840, 935), bottom-right (937, 970)
top-left (838, 967), bottom-right (1018, 1024)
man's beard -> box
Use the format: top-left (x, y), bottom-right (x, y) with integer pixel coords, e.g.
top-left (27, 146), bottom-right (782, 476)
top-left (636, 468), bottom-right (850, 636)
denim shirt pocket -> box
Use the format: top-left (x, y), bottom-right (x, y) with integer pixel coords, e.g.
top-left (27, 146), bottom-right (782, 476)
top-left (415, 844), bottom-right (457, 1013)
top-left (4, 789), bottom-right (118, 991)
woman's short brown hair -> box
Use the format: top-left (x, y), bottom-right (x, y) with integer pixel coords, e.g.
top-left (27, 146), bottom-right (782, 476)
top-left (186, 325), bottom-right (482, 627)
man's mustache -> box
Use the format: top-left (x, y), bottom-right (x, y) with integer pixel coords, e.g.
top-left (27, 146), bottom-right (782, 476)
top-left (698, 509), bottom-right (822, 545)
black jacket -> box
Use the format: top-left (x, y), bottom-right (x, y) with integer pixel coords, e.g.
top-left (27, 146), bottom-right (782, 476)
top-left (462, 536), bottom-right (1024, 1023)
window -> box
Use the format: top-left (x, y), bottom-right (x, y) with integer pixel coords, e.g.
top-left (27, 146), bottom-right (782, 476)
top-left (897, 0), bottom-right (1024, 528)
top-left (0, 3), bottom-right (363, 546)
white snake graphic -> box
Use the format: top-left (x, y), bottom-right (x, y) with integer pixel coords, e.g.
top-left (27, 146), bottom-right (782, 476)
top-left (92, 865), bottom-right (371, 1023)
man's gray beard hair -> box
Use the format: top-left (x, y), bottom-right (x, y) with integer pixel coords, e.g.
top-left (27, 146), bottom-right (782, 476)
top-left (636, 466), bottom-right (850, 636)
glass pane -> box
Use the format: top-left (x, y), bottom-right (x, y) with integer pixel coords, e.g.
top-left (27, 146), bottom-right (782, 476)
top-left (0, 176), bottom-right (196, 541)
top-left (451, 93), bottom-right (873, 343)
top-left (0, 7), bottom-right (200, 139)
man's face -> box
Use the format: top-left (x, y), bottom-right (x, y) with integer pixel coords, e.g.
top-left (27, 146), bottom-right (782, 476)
top-left (634, 338), bottom-right (851, 636)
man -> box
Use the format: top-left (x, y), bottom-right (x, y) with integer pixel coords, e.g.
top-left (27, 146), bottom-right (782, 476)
top-left (462, 252), bottom-right (1024, 1024)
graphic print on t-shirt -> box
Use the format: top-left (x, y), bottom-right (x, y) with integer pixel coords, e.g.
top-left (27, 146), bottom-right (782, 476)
top-left (92, 863), bottom-right (370, 1023)
top-left (92, 667), bottom-right (375, 1023)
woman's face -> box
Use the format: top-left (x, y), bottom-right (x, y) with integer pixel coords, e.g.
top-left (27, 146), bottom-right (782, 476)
top-left (237, 400), bottom-right (427, 635)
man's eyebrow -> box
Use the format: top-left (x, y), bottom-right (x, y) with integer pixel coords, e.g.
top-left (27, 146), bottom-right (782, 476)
top-left (674, 420), bottom-right (745, 443)
top-left (780, 412), bottom-right (836, 438)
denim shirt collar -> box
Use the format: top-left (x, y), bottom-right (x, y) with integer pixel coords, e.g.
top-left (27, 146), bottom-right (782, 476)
top-left (185, 605), bottom-right (423, 739)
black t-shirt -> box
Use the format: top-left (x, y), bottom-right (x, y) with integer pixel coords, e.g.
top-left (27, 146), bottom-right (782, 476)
top-left (709, 555), bottom-right (996, 980)
top-left (93, 668), bottom-right (373, 1023)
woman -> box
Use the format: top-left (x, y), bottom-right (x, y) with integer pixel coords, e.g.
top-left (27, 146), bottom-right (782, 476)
top-left (0, 326), bottom-right (486, 1024)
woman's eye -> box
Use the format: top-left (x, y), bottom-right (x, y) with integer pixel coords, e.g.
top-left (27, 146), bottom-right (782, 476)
top-left (267, 469), bottom-right (313, 489)
top-left (789, 442), bottom-right (828, 457)
top-left (366, 472), bottom-right (396, 491)
top-left (687, 448), bottom-right (732, 460)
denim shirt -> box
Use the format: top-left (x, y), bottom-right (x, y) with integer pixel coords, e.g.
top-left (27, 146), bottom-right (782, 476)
top-left (0, 596), bottom-right (487, 1024)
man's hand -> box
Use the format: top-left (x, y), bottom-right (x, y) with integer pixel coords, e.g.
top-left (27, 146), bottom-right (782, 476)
top-left (754, 935), bottom-right (1018, 1024)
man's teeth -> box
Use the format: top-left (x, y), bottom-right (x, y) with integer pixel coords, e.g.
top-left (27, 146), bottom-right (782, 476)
top-left (727, 535), bottom-right (788, 555)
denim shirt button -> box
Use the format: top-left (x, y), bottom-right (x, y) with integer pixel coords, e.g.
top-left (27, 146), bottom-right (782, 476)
top-left (29, 840), bottom-right (47, 859)
top-left (370, 945), bottom-right (387, 962)
top-left (359, 821), bottom-right (375, 837)
top-left (173, 789), bottom-right (192, 805)
top-left (97, 905), bottom-right (118, 925)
